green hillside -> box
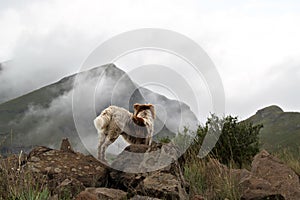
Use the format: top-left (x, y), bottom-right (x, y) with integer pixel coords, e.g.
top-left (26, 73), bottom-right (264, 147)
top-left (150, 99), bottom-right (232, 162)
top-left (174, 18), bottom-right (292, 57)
top-left (0, 64), bottom-right (195, 155)
top-left (246, 105), bottom-right (300, 155)
top-left (0, 65), bottom-right (109, 153)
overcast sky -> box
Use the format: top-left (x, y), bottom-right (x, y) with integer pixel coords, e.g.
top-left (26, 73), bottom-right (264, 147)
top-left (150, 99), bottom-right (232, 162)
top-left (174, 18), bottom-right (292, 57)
top-left (0, 0), bottom-right (299, 120)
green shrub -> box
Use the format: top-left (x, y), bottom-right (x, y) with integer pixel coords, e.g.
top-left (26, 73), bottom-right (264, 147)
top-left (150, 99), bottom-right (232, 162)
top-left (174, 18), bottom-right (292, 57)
top-left (211, 115), bottom-right (262, 168)
top-left (183, 114), bottom-right (262, 168)
top-left (158, 136), bottom-right (171, 144)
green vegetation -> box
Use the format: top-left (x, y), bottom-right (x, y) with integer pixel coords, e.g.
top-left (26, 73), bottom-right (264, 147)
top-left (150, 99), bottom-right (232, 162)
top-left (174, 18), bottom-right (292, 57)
top-left (183, 152), bottom-right (241, 199)
top-left (0, 112), bottom-right (299, 199)
top-left (158, 136), bottom-right (171, 143)
top-left (210, 115), bottom-right (262, 168)
top-left (181, 113), bottom-right (300, 198)
top-left (0, 154), bottom-right (50, 200)
top-left (181, 114), bottom-right (262, 199)
top-left (246, 105), bottom-right (300, 155)
top-left (182, 114), bottom-right (262, 168)
top-left (274, 147), bottom-right (300, 175)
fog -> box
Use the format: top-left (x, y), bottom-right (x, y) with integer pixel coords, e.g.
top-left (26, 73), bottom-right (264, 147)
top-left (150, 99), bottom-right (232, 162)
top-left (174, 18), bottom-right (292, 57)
top-left (0, 0), bottom-right (300, 120)
top-left (5, 64), bottom-right (199, 156)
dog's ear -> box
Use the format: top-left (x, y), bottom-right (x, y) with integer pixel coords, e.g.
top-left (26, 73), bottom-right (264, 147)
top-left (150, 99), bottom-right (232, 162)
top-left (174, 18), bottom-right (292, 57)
top-left (143, 104), bottom-right (155, 119)
top-left (134, 103), bottom-right (140, 111)
top-left (133, 103), bottom-right (141, 116)
top-left (148, 104), bottom-right (155, 119)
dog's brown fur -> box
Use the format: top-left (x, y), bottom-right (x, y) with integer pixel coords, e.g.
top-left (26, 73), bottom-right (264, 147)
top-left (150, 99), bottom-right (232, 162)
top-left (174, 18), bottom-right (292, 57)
top-left (94, 103), bottom-right (155, 161)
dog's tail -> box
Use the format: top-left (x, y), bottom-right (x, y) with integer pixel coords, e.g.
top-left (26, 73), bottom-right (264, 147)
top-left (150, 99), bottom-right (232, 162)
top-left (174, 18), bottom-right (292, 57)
top-left (94, 107), bottom-right (112, 133)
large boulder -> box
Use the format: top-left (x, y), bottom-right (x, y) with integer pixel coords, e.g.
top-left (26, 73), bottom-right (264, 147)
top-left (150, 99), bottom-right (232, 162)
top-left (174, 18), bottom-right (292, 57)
top-left (239, 174), bottom-right (285, 200)
top-left (110, 142), bottom-right (179, 173)
top-left (202, 153), bottom-right (299, 200)
top-left (26, 148), bottom-right (107, 187)
top-left (109, 143), bottom-right (188, 199)
top-left (75, 187), bottom-right (127, 200)
top-left (24, 139), bottom-right (107, 197)
top-left (250, 150), bottom-right (300, 200)
top-left (228, 150), bottom-right (300, 200)
top-left (136, 171), bottom-right (187, 200)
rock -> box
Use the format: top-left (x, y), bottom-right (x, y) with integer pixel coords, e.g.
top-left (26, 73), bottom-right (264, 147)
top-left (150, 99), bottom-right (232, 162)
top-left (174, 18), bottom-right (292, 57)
top-left (48, 194), bottom-right (59, 200)
top-left (75, 191), bottom-right (98, 200)
top-left (231, 168), bottom-right (251, 178)
top-left (22, 139), bottom-right (107, 198)
top-left (55, 178), bottom-right (85, 198)
top-left (204, 155), bottom-right (293, 200)
top-left (241, 191), bottom-right (285, 200)
top-left (111, 142), bottom-right (179, 173)
top-left (239, 174), bottom-right (284, 200)
top-left (228, 150), bottom-right (300, 200)
top-left (60, 138), bottom-right (74, 152)
top-left (251, 150), bottom-right (300, 200)
top-left (16, 139), bottom-right (189, 199)
top-left (137, 172), bottom-right (188, 200)
top-left (109, 143), bottom-right (188, 199)
top-left (25, 142), bottom-right (107, 192)
top-left (130, 195), bottom-right (162, 200)
top-left (192, 195), bottom-right (205, 200)
top-left (75, 187), bottom-right (127, 200)
top-left (110, 144), bottom-right (148, 172)
top-left (239, 174), bottom-right (272, 191)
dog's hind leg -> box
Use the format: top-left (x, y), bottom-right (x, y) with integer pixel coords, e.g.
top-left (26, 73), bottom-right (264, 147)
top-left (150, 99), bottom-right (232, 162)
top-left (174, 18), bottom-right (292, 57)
top-left (97, 132), bottom-right (107, 161)
top-left (98, 129), bottom-right (119, 162)
top-left (100, 137), bottom-right (113, 162)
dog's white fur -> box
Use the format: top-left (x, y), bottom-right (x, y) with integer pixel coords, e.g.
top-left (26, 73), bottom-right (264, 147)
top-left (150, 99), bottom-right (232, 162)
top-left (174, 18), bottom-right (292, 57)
top-left (94, 104), bottom-right (155, 161)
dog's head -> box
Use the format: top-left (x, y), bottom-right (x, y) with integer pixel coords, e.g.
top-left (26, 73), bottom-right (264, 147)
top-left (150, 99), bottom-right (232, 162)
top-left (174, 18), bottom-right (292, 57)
top-left (133, 103), bottom-right (155, 120)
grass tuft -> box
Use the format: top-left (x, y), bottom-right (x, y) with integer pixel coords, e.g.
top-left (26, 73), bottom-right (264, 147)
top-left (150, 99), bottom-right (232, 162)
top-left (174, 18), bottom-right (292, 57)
top-left (0, 152), bottom-right (50, 200)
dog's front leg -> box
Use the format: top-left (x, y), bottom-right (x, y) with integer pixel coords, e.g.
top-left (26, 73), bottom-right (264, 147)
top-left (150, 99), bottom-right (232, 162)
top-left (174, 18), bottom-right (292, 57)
top-left (145, 133), bottom-right (153, 146)
top-left (146, 126), bottom-right (154, 146)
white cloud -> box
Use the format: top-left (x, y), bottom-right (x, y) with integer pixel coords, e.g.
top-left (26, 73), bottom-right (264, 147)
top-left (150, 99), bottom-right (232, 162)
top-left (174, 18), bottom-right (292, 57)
top-left (0, 9), bottom-right (23, 61)
top-left (0, 0), bottom-right (299, 119)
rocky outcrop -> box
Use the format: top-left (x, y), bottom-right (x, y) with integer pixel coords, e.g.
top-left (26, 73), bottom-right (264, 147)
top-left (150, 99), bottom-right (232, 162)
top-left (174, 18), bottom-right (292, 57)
top-left (10, 139), bottom-right (188, 199)
top-left (108, 143), bottom-right (188, 199)
top-left (2, 138), bottom-right (299, 200)
top-left (207, 150), bottom-right (300, 200)
top-left (249, 150), bottom-right (300, 200)
top-left (21, 139), bottom-right (107, 198)
top-left (25, 145), bottom-right (107, 188)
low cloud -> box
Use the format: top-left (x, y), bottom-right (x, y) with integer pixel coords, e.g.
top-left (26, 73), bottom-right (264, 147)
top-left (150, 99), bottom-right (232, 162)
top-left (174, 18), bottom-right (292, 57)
top-left (1, 0), bottom-right (300, 121)
top-left (5, 64), bottom-right (199, 156)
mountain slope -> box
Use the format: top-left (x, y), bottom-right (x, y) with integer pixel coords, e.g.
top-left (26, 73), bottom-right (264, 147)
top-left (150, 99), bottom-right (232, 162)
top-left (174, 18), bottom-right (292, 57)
top-left (246, 105), bottom-right (300, 154)
top-left (0, 64), bottom-right (198, 155)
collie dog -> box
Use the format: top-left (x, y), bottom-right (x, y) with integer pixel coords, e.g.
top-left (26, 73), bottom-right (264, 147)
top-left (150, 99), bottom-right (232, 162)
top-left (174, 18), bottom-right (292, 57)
top-left (94, 104), bottom-right (155, 161)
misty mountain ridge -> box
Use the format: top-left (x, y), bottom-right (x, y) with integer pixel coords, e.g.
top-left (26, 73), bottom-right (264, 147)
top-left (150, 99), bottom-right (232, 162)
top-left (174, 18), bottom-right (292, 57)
top-left (1, 63), bottom-right (299, 157)
top-left (0, 64), bottom-right (198, 156)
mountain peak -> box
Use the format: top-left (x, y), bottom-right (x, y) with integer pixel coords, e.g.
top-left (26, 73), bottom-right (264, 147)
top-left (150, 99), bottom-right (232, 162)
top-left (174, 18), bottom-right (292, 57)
top-left (256, 105), bottom-right (283, 117)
